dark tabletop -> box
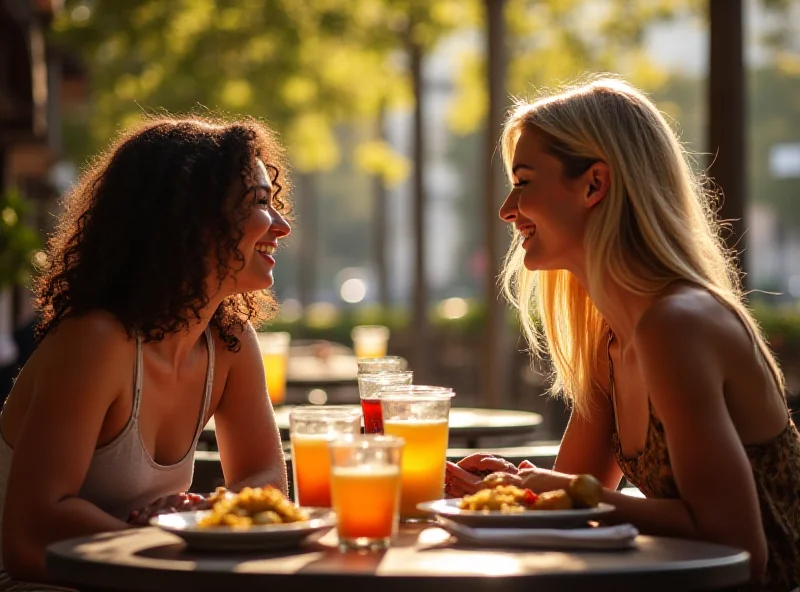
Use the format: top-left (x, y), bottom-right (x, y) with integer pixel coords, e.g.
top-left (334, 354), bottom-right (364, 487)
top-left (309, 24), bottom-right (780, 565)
top-left (46, 524), bottom-right (750, 592)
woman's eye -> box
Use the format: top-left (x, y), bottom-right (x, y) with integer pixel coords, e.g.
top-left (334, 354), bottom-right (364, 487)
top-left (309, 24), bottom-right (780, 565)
top-left (256, 193), bottom-right (273, 208)
top-left (513, 180), bottom-right (529, 188)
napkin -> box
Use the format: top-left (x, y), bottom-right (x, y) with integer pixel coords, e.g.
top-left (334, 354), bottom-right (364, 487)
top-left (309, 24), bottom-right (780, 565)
top-left (436, 517), bottom-right (639, 550)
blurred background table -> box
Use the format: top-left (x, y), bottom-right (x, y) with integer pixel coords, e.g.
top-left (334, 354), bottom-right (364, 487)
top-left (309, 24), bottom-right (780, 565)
top-left (46, 523), bottom-right (750, 592)
top-left (201, 405), bottom-right (542, 449)
top-left (283, 341), bottom-right (359, 405)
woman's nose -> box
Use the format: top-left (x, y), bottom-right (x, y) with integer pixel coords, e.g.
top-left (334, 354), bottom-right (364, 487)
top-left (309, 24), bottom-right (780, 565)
top-left (499, 192), bottom-right (518, 223)
top-left (272, 213), bottom-right (291, 238)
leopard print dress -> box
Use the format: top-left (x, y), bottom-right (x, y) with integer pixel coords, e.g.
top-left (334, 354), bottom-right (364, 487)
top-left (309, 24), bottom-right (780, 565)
top-left (607, 333), bottom-right (800, 591)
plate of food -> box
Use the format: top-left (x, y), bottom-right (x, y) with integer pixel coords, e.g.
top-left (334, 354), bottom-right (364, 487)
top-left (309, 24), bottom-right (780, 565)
top-left (418, 474), bottom-right (615, 529)
top-left (151, 486), bottom-right (336, 551)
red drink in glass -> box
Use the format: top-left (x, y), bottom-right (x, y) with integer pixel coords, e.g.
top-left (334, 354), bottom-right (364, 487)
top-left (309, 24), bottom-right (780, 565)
top-left (361, 398), bottom-right (384, 434)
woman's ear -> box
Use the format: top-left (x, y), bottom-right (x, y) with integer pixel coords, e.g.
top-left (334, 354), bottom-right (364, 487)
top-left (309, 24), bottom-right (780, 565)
top-left (585, 161), bottom-right (611, 208)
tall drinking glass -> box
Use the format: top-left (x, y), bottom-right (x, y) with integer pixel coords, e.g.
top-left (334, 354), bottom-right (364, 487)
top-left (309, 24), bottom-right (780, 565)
top-left (351, 325), bottom-right (390, 359)
top-left (329, 435), bottom-right (404, 551)
top-left (357, 356), bottom-right (408, 374)
top-left (380, 390), bottom-right (455, 521)
top-left (258, 332), bottom-right (291, 406)
top-left (358, 371), bottom-right (413, 434)
top-left (289, 406), bottom-right (361, 507)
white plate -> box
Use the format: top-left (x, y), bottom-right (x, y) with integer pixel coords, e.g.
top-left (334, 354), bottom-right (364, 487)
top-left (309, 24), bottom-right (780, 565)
top-left (416, 499), bottom-right (615, 529)
top-left (151, 508), bottom-right (336, 551)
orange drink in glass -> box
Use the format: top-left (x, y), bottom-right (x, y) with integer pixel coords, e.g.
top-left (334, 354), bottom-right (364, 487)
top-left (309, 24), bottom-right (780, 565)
top-left (329, 435), bottom-right (404, 551)
top-left (258, 332), bottom-right (291, 405)
top-left (380, 388), bottom-right (455, 521)
top-left (289, 406), bottom-right (361, 507)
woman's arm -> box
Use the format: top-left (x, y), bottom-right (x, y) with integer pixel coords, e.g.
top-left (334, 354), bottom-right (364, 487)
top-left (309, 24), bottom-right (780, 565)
top-left (2, 316), bottom-right (134, 582)
top-left (447, 352), bottom-right (622, 497)
top-left (510, 304), bottom-right (768, 578)
top-left (213, 323), bottom-right (287, 495)
top-left (553, 380), bottom-right (623, 489)
top-left (633, 303), bottom-right (767, 576)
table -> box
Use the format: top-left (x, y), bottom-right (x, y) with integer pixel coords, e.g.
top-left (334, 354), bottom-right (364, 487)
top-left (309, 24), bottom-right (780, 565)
top-left (46, 524), bottom-right (750, 592)
top-left (202, 406), bottom-right (543, 448)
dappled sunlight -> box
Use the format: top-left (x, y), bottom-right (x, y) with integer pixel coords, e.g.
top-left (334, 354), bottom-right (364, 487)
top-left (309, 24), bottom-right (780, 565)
top-left (233, 551), bottom-right (326, 574)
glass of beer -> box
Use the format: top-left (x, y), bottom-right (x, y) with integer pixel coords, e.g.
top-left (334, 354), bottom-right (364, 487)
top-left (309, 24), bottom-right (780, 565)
top-left (329, 435), bottom-right (404, 551)
top-left (258, 331), bottom-right (291, 406)
top-left (289, 406), bottom-right (361, 507)
top-left (358, 371), bottom-right (413, 435)
top-left (380, 389), bottom-right (455, 521)
top-left (351, 325), bottom-right (390, 359)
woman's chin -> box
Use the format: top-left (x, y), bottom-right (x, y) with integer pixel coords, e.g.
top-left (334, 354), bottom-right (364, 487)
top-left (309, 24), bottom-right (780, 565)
top-left (523, 253), bottom-right (560, 273)
top-left (523, 253), bottom-right (545, 271)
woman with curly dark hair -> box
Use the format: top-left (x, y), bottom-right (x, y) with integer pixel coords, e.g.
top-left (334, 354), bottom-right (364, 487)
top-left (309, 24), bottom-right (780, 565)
top-left (0, 115), bottom-right (292, 585)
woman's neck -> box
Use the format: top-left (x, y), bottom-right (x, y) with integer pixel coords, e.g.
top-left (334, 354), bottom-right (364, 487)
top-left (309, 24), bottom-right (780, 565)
top-left (571, 267), bottom-right (660, 349)
top-left (146, 296), bottom-right (223, 373)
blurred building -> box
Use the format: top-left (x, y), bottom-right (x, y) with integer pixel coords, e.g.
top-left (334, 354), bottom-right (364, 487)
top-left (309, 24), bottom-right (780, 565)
top-left (0, 0), bottom-right (84, 398)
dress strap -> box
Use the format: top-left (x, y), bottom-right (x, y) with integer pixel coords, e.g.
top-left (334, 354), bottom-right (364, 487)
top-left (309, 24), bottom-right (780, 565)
top-left (192, 326), bottom-right (215, 443)
top-left (607, 328), bottom-right (622, 437)
top-left (132, 333), bottom-right (144, 419)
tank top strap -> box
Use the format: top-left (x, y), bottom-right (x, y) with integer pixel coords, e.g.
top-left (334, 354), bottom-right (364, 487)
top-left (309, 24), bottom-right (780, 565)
top-left (192, 326), bottom-right (215, 443)
top-left (132, 332), bottom-right (144, 420)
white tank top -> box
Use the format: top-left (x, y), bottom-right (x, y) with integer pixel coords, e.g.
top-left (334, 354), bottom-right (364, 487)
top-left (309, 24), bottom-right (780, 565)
top-left (0, 327), bottom-right (214, 561)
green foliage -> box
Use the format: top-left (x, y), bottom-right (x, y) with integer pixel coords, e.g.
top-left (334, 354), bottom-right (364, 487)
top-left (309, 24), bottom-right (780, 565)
top-left (0, 188), bottom-right (41, 288)
top-left (51, 0), bottom-right (469, 176)
top-left (448, 0), bottom-right (704, 137)
top-left (752, 301), bottom-right (800, 350)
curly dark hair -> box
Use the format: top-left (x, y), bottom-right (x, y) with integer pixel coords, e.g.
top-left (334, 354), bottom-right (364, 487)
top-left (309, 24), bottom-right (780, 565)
top-left (35, 115), bottom-right (291, 352)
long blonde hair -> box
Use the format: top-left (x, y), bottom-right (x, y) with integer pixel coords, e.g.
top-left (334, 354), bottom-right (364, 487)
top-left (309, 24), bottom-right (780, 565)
top-left (500, 76), bottom-right (784, 417)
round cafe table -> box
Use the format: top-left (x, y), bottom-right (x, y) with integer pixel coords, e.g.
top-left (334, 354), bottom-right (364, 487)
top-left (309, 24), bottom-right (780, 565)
top-left (202, 405), bottom-right (543, 448)
top-left (46, 524), bottom-right (750, 592)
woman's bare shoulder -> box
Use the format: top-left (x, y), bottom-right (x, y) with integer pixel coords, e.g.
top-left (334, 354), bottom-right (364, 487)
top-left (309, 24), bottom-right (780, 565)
top-left (36, 310), bottom-right (134, 366)
top-left (636, 284), bottom-right (748, 347)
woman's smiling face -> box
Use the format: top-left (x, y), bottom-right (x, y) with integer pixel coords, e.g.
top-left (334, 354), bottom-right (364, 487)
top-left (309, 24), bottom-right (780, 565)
top-left (499, 130), bottom-right (599, 272)
top-left (223, 158), bottom-right (291, 294)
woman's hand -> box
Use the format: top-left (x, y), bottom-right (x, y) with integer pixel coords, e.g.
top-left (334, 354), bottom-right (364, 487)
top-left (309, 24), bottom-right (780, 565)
top-left (444, 462), bottom-right (483, 498)
top-left (445, 454), bottom-right (520, 498)
top-left (128, 492), bottom-right (210, 526)
top-left (474, 468), bottom-right (573, 494)
top-left (456, 453), bottom-right (520, 476)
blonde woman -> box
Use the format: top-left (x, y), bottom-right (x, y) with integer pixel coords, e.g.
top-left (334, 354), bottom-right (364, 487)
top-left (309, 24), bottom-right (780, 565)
top-left (445, 78), bottom-right (800, 590)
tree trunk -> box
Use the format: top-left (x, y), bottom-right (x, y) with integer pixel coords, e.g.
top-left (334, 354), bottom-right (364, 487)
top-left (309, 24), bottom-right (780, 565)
top-left (482, 0), bottom-right (508, 408)
top-left (409, 36), bottom-right (430, 381)
top-left (373, 105), bottom-right (389, 311)
top-left (708, 0), bottom-right (746, 282)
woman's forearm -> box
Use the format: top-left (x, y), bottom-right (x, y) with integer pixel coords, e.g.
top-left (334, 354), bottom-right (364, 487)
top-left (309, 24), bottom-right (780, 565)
top-left (227, 464), bottom-right (289, 496)
top-left (600, 489), bottom-right (698, 538)
top-left (5, 497), bottom-right (131, 583)
top-left (524, 469), bottom-right (699, 539)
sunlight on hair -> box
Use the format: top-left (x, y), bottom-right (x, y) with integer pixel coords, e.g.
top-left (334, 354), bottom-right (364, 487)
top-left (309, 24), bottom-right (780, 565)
top-left (500, 75), bottom-right (784, 417)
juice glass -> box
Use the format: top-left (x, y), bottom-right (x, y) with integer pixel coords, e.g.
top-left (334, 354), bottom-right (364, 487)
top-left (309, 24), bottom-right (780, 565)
top-left (380, 389), bottom-right (455, 521)
top-left (258, 332), bottom-right (291, 405)
top-left (357, 371), bottom-right (413, 435)
top-left (289, 406), bottom-right (361, 507)
top-left (329, 435), bottom-right (404, 551)
top-left (351, 325), bottom-right (390, 359)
